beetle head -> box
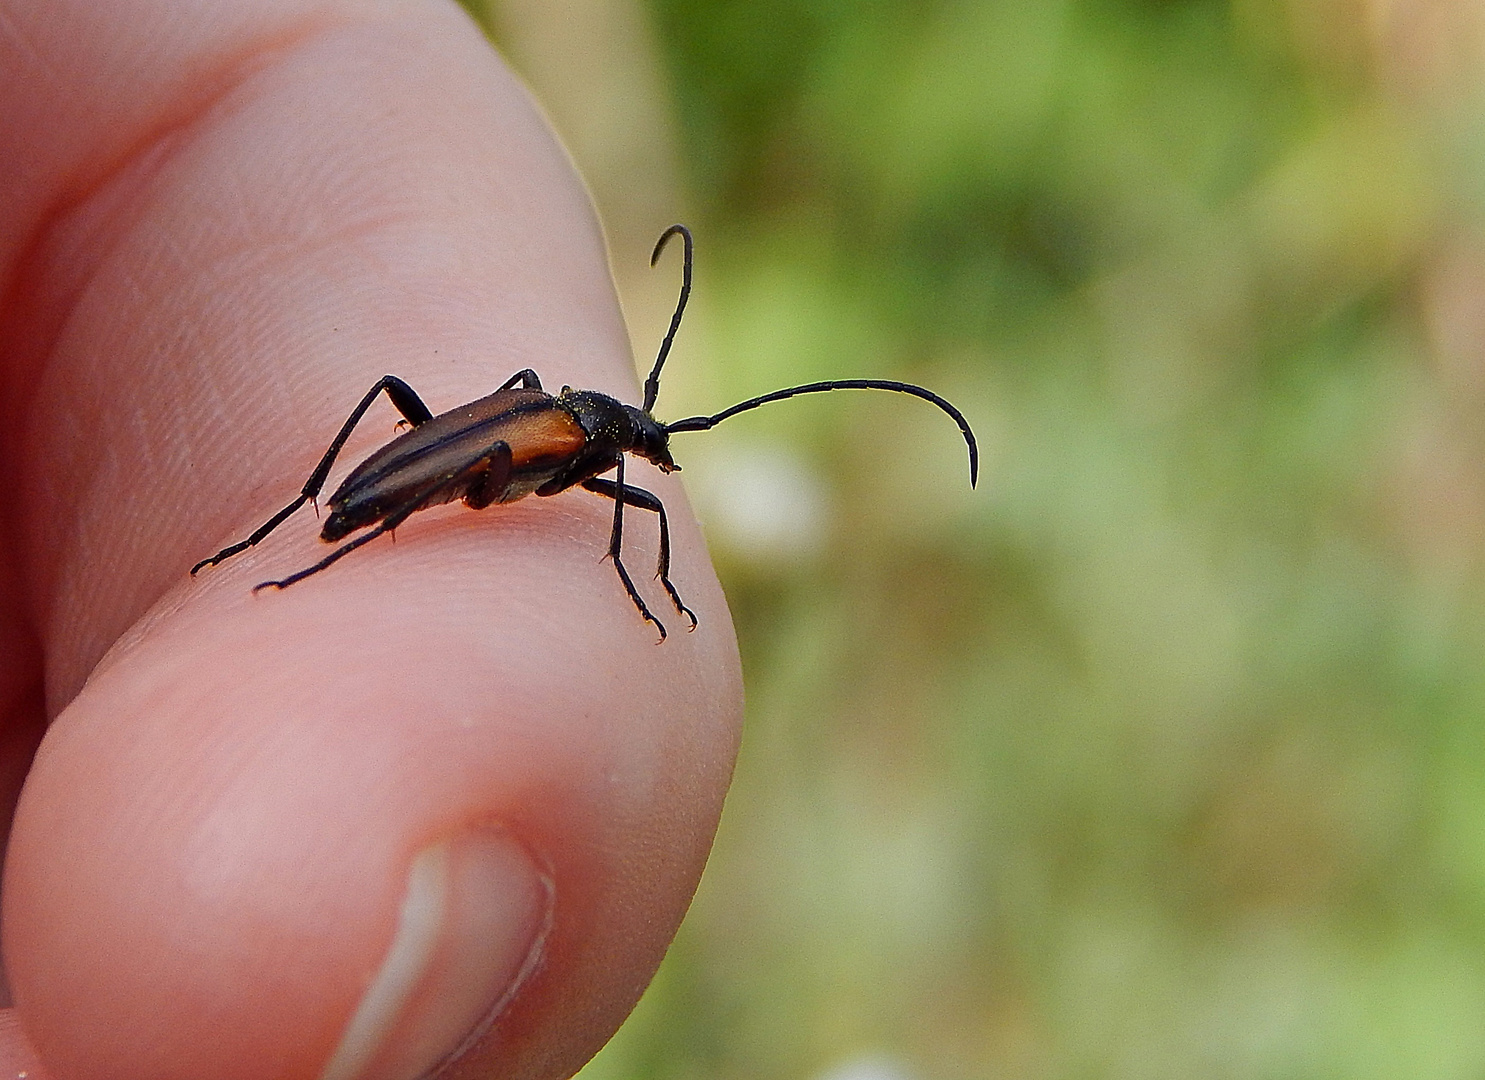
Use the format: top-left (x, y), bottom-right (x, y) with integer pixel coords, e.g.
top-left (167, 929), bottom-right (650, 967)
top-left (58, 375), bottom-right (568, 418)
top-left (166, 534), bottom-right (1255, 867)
top-left (625, 404), bottom-right (678, 473)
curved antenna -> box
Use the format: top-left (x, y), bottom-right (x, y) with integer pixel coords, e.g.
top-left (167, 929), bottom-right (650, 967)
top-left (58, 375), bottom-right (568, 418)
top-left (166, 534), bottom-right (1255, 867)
top-left (666, 379), bottom-right (979, 487)
top-left (643, 224), bottom-right (693, 413)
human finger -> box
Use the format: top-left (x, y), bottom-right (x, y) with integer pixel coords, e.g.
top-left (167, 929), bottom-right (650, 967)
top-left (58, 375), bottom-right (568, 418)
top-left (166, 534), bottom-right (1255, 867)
top-left (0, 1), bottom-right (742, 1077)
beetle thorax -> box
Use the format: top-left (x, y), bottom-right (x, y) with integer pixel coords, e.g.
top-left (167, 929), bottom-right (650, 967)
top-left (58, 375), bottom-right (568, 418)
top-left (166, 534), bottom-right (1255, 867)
top-left (558, 388), bottom-right (677, 472)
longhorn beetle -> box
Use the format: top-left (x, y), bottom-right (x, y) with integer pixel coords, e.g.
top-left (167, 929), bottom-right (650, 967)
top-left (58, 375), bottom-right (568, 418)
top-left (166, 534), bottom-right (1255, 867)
top-left (191, 225), bottom-right (979, 639)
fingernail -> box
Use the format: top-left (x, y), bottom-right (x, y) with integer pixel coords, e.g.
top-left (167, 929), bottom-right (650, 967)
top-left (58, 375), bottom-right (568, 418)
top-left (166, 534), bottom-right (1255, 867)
top-left (319, 829), bottom-right (552, 1080)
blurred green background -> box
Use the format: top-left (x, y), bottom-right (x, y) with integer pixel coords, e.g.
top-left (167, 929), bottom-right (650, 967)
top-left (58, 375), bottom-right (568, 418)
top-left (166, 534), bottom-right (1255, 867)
top-left (470, 0), bottom-right (1485, 1076)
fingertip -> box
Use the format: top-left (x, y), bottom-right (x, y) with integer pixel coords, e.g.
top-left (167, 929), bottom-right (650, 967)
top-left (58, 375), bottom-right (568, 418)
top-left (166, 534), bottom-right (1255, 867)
top-left (319, 829), bottom-right (552, 1080)
top-left (4, 651), bottom-right (391, 1080)
top-left (6, 529), bottom-right (739, 1080)
top-left (0, 1010), bottom-right (49, 1079)
top-left (2, 0), bottom-right (744, 1074)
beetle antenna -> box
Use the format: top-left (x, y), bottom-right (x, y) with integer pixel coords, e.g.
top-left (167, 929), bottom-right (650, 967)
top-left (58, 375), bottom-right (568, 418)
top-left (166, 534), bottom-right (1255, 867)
top-left (643, 224), bottom-right (692, 413)
top-left (665, 379), bottom-right (979, 487)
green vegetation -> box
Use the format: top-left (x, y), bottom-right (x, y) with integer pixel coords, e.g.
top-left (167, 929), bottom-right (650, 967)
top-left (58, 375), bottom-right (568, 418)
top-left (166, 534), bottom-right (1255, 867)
top-left (481, 0), bottom-right (1485, 1075)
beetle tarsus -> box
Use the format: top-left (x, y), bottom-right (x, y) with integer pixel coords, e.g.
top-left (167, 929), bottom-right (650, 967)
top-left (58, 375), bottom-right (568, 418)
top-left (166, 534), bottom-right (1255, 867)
top-left (598, 456), bottom-right (667, 640)
top-left (254, 500), bottom-right (421, 591)
top-left (191, 493), bottom-right (313, 574)
top-left (660, 576), bottom-right (697, 630)
top-left (611, 552), bottom-right (667, 642)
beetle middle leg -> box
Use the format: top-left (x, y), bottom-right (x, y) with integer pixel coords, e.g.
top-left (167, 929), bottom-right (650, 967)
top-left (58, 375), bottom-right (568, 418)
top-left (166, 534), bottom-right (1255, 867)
top-left (463, 441), bottom-right (514, 510)
top-left (497, 369), bottom-right (543, 392)
top-left (581, 476), bottom-right (696, 631)
top-left (192, 375), bottom-right (434, 574)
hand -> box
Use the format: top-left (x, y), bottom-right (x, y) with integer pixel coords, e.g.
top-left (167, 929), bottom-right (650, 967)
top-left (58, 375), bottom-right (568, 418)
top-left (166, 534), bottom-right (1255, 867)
top-left (0, 1), bottom-right (743, 1077)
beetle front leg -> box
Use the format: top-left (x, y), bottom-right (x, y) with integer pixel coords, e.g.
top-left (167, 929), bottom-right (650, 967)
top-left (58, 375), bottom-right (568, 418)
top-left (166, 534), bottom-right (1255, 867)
top-left (191, 375), bottom-right (434, 575)
top-left (581, 477), bottom-right (696, 630)
top-left (599, 456), bottom-right (667, 641)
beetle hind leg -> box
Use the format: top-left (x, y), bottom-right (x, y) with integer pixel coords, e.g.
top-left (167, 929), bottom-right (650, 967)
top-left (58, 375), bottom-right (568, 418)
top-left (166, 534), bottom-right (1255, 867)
top-left (253, 500), bottom-right (420, 592)
top-left (257, 441), bottom-right (513, 591)
top-left (191, 375), bottom-right (434, 575)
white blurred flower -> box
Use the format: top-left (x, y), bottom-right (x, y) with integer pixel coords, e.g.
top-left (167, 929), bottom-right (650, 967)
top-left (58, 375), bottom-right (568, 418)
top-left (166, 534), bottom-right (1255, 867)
top-left (685, 440), bottom-right (829, 564)
top-left (814, 1053), bottom-right (916, 1080)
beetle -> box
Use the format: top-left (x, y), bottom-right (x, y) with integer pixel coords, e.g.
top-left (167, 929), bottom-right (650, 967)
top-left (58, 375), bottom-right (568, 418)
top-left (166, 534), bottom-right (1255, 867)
top-left (191, 225), bottom-right (979, 639)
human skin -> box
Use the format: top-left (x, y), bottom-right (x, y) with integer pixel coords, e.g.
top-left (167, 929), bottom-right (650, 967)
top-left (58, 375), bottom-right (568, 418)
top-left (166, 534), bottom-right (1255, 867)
top-left (0, 0), bottom-right (744, 1077)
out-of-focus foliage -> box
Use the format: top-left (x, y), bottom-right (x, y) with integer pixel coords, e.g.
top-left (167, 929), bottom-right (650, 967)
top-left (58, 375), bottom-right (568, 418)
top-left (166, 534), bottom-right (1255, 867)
top-left (474, 0), bottom-right (1485, 1076)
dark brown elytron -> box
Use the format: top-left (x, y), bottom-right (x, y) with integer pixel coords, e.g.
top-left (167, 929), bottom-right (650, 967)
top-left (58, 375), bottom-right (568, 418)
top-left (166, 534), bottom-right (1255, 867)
top-left (191, 226), bottom-right (979, 639)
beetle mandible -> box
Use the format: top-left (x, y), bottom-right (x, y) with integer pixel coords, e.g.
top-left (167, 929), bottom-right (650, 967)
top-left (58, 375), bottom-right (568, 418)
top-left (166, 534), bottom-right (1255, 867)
top-left (191, 225), bottom-right (979, 639)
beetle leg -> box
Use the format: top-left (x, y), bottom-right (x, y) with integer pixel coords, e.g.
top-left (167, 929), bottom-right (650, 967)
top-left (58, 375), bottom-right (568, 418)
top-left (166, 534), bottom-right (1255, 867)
top-left (257, 438), bottom-right (510, 590)
top-left (581, 477), bottom-right (696, 629)
top-left (463, 441), bottom-right (514, 510)
top-left (598, 456), bottom-right (667, 641)
top-left (252, 498), bottom-right (423, 592)
top-left (497, 369), bottom-right (543, 391)
top-left (191, 375), bottom-right (434, 575)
